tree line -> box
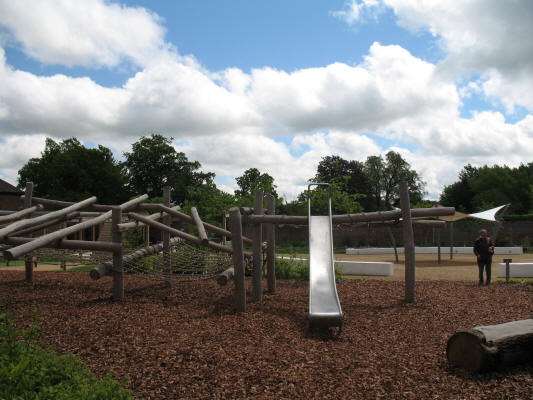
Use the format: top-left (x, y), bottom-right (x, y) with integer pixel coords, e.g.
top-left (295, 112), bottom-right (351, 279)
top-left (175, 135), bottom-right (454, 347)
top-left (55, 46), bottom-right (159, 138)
top-left (16, 134), bottom-right (532, 224)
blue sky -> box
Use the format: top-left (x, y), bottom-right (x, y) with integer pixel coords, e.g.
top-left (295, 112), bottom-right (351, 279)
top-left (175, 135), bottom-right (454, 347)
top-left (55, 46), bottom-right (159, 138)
top-left (0, 0), bottom-right (532, 201)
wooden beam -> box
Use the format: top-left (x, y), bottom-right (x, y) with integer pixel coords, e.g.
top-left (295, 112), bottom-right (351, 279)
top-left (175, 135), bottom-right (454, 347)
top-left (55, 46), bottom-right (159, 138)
top-left (265, 194), bottom-right (276, 293)
top-left (116, 205), bottom-right (181, 232)
top-left (243, 207), bottom-right (455, 225)
top-left (127, 212), bottom-right (247, 256)
top-left (0, 196), bottom-right (97, 242)
top-left (191, 207), bottom-right (209, 245)
top-left (400, 181), bottom-right (415, 303)
top-left (112, 207), bottom-right (123, 301)
top-left (3, 195), bottom-right (148, 260)
top-left (229, 207), bottom-right (246, 313)
top-left (163, 186), bottom-right (171, 286)
top-left (252, 191), bottom-right (263, 302)
top-left (6, 237), bottom-right (121, 252)
top-left (0, 204), bottom-right (44, 224)
top-left (23, 182), bottom-right (33, 283)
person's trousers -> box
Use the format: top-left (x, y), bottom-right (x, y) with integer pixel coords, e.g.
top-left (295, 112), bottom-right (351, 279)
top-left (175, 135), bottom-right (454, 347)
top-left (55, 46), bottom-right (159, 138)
top-left (477, 259), bottom-right (492, 284)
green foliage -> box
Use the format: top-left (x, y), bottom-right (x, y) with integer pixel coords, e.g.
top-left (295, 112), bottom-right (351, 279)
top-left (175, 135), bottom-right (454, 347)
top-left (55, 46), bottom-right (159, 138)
top-left (502, 278), bottom-right (533, 285)
top-left (122, 134), bottom-right (212, 203)
top-left (441, 163), bottom-right (533, 214)
top-left (17, 137), bottom-right (129, 204)
top-left (0, 310), bottom-right (132, 400)
top-left (275, 258), bottom-right (343, 281)
top-left (503, 214), bottom-right (533, 221)
top-left (182, 178), bottom-right (236, 225)
top-left (234, 168), bottom-right (278, 206)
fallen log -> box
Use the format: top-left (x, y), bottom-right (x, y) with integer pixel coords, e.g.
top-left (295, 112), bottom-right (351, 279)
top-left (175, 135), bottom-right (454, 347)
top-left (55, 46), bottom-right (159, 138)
top-left (216, 267), bottom-right (234, 286)
top-left (446, 319), bottom-right (533, 372)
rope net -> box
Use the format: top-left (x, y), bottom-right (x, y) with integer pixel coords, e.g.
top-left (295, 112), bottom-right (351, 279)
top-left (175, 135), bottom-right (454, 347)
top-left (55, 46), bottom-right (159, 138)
top-left (121, 239), bottom-right (232, 282)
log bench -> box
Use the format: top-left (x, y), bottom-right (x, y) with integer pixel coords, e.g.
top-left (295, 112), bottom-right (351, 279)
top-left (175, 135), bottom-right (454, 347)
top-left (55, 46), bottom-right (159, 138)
top-left (446, 319), bottom-right (533, 372)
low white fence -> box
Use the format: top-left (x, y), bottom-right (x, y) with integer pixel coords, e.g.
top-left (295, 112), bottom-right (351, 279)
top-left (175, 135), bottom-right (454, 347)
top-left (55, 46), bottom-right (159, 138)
top-left (498, 263), bottom-right (533, 278)
top-left (277, 256), bottom-right (394, 276)
top-left (346, 246), bottom-right (523, 255)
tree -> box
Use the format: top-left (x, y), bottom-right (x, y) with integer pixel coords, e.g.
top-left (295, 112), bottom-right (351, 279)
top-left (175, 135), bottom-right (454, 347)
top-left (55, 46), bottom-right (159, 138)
top-left (234, 168), bottom-right (278, 205)
top-left (440, 165), bottom-right (478, 213)
top-left (17, 137), bottom-right (128, 204)
top-left (364, 151), bottom-right (425, 210)
top-left (314, 155), bottom-right (373, 210)
top-left (122, 134), bottom-right (212, 203)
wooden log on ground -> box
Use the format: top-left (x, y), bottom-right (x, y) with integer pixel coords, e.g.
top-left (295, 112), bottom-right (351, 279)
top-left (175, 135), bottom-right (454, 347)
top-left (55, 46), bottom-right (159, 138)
top-left (0, 196), bottom-right (97, 242)
top-left (191, 207), bottom-right (209, 245)
top-left (4, 195), bottom-right (148, 260)
top-left (446, 319), bottom-right (533, 372)
top-left (216, 267), bottom-right (234, 286)
top-left (0, 204), bottom-right (44, 224)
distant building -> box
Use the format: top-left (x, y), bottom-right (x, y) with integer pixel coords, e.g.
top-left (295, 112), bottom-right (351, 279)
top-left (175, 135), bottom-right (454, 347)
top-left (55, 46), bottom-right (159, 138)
top-left (0, 179), bottom-right (23, 210)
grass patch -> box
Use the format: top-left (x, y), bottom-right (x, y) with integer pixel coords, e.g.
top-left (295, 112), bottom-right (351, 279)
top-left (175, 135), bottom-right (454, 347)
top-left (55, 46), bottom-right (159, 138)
top-left (275, 257), bottom-right (344, 281)
top-left (0, 308), bottom-right (133, 400)
top-left (0, 259), bottom-right (26, 268)
top-left (500, 278), bottom-right (533, 285)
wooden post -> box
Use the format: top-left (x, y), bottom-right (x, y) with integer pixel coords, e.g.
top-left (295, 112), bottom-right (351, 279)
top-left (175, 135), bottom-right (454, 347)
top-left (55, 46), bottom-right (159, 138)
top-left (387, 227), bottom-right (399, 263)
top-left (163, 187), bottom-right (171, 286)
top-left (91, 225), bottom-right (96, 241)
top-left (266, 194), bottom-right (276, 293)
top-left (504, 258), bottom-right (512, 282)
top-left (450, 222), bottom-right (454, 260)
top-left (437, 228), bottom-right (441, 265)
top-left (252, 191), bottom-right (264, 302)
top-left (23, 182), bottom-right (33, 283)
top-left (400, 181), bottom-right (415, 303)
top-left (191, 207), bottom-right (209, 245)
top-left (145, 225), bottom-right (150, 247)
top-left (222, 213), bottom-right (227, 245)
top-left (112, 207), bottom-right (123, 301)
top-left (229, 207), bottom-right (246, 313)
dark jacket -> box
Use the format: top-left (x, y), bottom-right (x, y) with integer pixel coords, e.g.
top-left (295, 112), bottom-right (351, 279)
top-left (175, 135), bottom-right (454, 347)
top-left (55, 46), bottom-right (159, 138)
top-left (474, 237), bottom-right (494, 261)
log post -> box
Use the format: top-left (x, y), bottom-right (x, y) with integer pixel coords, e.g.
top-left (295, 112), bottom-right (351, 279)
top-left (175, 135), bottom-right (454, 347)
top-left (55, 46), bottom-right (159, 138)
top-left (504, 258), bottom-right (512, 282)
top-left (449, 221), bottom-right (454, 260)
top-left (387, 227), bottom-right (399, 263)
top-left (446, 319), bottom-right (533, 372)
top-left (191, 207), bottom-right (209, 245)
top-left (145, 225), bottom-right (150, 247)
top-left (400, 181), bottom-right (415, 303)
top-left (23, 182), bottom-right (33, 283)
top-left (163, 186), bottom-right (171, 286)
top-left (437, 228), bottom-right (441, 265)
top-left (252, 191), bottom-right (263, 302)
top-left (112, 207), bottom-right (123, 301)
top-left (222, 213), bottom-right (227, 245)
top-left (265, 194), bottom-right (276, 293)
top-left (229, 207), bottom-right (246, 313)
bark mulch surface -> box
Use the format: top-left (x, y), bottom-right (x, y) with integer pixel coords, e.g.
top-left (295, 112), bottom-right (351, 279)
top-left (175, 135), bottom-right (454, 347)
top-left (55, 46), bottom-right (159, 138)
top-left (1, 271), bottom-right (532, 399)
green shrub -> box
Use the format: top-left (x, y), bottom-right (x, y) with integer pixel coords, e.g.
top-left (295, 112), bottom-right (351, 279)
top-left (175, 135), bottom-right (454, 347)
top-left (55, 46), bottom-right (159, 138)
top-left (0, 311), bottom-right (133, 400)
top-left (275, 258), bottom-right (344, 281)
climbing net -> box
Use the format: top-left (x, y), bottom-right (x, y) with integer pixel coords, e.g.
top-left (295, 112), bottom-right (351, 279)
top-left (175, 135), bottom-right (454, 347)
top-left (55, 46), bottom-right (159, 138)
top-left (122, 239), bottom-right (233, 282)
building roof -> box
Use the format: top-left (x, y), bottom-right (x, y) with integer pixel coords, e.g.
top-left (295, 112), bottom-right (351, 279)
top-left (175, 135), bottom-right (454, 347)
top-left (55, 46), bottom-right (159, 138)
top-left (0, 178), bottom-right (23, 194)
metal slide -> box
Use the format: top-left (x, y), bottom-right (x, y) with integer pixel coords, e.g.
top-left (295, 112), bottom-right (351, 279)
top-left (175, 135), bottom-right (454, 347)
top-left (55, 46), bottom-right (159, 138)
top-left (308, 183), bottom-right (343, 328)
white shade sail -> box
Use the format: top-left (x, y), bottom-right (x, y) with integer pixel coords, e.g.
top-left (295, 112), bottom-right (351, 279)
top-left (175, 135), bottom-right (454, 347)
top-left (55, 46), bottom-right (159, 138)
top-left (468, 204), bottom-right (509, 221)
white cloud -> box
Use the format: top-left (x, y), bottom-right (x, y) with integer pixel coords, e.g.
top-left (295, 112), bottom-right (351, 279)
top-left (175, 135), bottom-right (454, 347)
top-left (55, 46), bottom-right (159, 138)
top-left (382, 0), bottom-right (533, 111)
top-left (0, 0), bottom-right (169, 68)
top-left (0, 134), bottom-right (48, 185)
top-left (331, 0), bottom-right (383, 25)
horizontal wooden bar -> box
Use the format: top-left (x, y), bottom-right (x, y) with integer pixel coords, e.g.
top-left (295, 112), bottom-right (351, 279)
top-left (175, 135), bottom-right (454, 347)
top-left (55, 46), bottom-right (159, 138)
top-left (0, 204), bottom-right (44, 224)
top-left (4, 195), bottom-right (147, 260)
top-left (116, 205), bottom-right (180, 232)
top-left (0, 196), bottom-right (97, 242)
top-left (5, 237), bottom-right (121, 252)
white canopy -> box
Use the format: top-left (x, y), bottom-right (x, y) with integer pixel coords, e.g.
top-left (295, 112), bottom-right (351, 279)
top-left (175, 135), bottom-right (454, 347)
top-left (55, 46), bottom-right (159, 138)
top-left (468, 204), bottom-right (509, 222)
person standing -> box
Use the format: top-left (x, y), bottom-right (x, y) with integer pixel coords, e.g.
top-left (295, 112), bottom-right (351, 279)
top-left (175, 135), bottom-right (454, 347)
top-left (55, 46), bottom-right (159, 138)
top-left (473, 229), bottom-right (494, 285)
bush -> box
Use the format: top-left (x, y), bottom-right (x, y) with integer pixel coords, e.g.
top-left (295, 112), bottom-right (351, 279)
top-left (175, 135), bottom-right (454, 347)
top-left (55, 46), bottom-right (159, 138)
top-left (0, 311), bottom-right (133, 400)
top-left (275, 258), bottom-right (343, 281)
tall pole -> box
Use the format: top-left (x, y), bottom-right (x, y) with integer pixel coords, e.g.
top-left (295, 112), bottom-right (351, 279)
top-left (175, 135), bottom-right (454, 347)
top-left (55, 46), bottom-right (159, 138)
top-left (266, 194), bottom-right (276, 293)
top-left (112, 207), bottom-right (124, 301)
top-left (252, 191), bottom-right (264, 302)
top-left (400, 181), bottom-right (415, 303)
top-left (450, 222), bottom-right (454, 260)
top-left (163, 186), bottom-right (171, 286)
top-left (229, 207), bottom-right (246, 313)
top-left (23, 182), bottom-right (34, 283)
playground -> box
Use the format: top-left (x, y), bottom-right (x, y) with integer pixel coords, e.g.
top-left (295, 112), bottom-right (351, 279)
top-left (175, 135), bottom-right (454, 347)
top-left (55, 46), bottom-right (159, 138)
top-left (1, 182), bottom-right (532, 398)
top-left (1, 269), bottom-right (532, 399)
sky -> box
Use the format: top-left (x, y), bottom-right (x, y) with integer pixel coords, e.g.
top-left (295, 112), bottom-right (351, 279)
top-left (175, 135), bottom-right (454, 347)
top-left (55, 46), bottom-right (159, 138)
top-left (0, 0), bottom-right (532, 202)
